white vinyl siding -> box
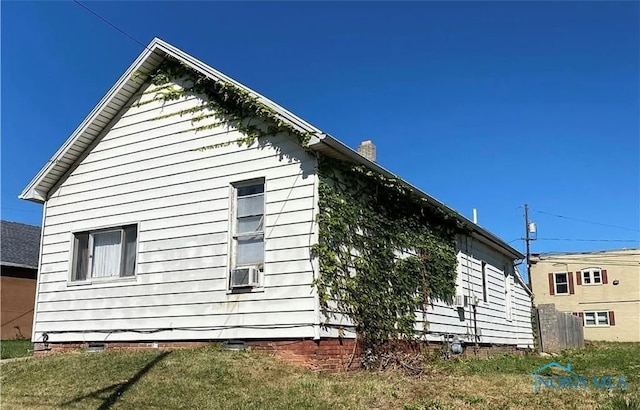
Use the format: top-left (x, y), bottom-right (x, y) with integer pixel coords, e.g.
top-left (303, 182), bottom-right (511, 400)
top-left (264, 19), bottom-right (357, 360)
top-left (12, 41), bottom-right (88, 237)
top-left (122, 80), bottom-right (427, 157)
top-left (33, 78), bottom-right (319, 342)
top-left (320, 238), bottom-right (534, 348)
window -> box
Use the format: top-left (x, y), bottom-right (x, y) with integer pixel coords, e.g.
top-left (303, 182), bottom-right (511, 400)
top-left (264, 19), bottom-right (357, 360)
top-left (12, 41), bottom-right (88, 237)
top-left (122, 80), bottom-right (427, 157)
top-left (554, 273), bottom-right (569, 294)
top-left (481, 261), bottom-right (488, 303)
top-left (582, 268), bottom-right (602, 285)
top-left (583, 311), bottom-right (612, 327)
top-left (71, 225), bottom-right (138, 281)
top-left (230, 180), bottom-right (265, 287)
top-left (504, 273), bottom-right (513, 321)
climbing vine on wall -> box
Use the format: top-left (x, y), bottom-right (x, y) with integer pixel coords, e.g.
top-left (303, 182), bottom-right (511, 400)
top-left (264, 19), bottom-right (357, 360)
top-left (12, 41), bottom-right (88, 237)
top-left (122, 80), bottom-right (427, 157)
top-left (136, 56), bottom-right (463, 353)
top-left (134, 57), bottom-right (315, 150)
top-left (312, 157), bottom-right (464, 351)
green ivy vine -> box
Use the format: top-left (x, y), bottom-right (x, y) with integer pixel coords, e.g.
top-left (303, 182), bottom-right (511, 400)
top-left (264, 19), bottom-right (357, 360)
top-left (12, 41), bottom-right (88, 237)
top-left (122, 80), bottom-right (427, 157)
top-left (135, 56), bottom-right (464, 354)
top-left (312, 157), bottom-right (464, 351)
top-left (133, 57), bottom-right (315, 150)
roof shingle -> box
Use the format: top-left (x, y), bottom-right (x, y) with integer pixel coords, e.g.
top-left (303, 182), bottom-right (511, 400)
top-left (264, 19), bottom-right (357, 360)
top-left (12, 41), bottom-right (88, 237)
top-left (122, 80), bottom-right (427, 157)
top-left (1, 221), bottom-right (41, 269)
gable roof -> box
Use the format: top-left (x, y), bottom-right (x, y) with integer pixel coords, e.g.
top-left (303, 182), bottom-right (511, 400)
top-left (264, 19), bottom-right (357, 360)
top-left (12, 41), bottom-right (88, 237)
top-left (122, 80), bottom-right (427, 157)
top-left (19, 38), bottom-right (524, 261)
top-left (1, 221), bottom-right (41, 269)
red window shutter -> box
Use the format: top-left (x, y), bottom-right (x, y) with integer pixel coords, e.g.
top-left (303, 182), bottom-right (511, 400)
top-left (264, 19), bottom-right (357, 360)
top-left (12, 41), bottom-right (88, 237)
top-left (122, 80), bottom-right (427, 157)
top-left (576, 272), bottom-right (582, 286)
top-left (609, 311), bottom-right (615, 326)
top-left (602, 270), bottom-right (608, 284)
top-left (568, 272), bottom-right (575, 294)
top-left (548, 273), bottom-right (555, 295)
top-left (578, 312), bottom-right (584, 325)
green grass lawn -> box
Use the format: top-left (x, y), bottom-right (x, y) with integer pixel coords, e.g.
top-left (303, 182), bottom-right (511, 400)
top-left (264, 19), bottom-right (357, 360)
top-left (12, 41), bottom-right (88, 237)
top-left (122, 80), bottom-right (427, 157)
top-left (1, 339), bottom-right (33, 359)
top-left (1, 342), bottom-right (638, 409)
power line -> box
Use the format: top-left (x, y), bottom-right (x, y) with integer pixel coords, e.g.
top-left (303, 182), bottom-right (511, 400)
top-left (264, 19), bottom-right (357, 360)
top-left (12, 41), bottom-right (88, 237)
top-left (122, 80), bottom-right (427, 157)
top-left (537, 238), bottom-right (639, 243)
top-left (1, 207), bottom-right (42, 213)
top-left (71, 0), bottom-right (151, 52)
top-left (535, 210), bottom-right (640, 232)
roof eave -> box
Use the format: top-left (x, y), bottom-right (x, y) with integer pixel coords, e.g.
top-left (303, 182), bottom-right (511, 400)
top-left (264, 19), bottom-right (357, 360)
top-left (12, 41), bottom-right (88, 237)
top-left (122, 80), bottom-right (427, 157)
top-left (310, 135), bottom-right (524, 261)
top-left (19, 38), bottom-right (166, 203)
top-left (19, 38), bottom-right (324, 203)
top-left (0, 261), bottom-right (39, 270)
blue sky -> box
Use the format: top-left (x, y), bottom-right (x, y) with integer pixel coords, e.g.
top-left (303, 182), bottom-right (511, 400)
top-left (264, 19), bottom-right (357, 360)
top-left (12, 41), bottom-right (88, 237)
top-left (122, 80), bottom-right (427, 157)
top-left (2, 2), bottom-right (639, 262)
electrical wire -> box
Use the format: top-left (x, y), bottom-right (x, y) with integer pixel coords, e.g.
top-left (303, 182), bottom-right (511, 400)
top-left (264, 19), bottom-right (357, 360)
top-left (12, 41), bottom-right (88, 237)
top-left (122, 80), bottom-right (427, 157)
top-left (536, 238), bottom-right (639, 243)
top-left (1, 207), bottom-right (42, 214)
top-left (71, 0), bottom-right (151, 52)
top-left (535, 210), bottom-right (640, 232)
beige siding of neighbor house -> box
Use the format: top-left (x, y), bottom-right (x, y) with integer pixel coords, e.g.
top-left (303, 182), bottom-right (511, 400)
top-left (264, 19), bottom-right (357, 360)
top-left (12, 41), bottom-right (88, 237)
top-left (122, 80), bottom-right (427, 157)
top-left (33, 78), bottom-right (319, 343)
top-left (530, 249), bottom-right (640, 342)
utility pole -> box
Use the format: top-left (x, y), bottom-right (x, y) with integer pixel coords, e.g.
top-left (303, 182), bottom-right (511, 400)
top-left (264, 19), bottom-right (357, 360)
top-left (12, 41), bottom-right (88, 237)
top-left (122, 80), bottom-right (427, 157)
top-left (524, 204), bottom-right (534, 290)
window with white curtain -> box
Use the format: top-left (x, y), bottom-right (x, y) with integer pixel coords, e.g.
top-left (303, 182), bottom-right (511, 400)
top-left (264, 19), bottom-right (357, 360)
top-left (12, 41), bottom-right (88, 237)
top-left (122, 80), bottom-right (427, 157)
top-left (71, 225), bottom-right (138, 281)
top-left (231, 180), bottom-right (265, 286)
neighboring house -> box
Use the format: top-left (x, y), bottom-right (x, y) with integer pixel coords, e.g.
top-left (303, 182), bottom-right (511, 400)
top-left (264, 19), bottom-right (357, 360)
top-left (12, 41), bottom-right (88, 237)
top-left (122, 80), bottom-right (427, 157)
top-left (19, 38), bottom-right (533, 366)
top-left (530, 249), bottom-right (640, 342)
top-left (1, 220), bottom-right (41, 339)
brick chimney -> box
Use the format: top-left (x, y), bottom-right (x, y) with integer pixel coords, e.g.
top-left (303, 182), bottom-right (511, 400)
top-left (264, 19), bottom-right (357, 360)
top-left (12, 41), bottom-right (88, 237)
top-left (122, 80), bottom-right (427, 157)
top-left (357, 140), bottom-right (376, 162)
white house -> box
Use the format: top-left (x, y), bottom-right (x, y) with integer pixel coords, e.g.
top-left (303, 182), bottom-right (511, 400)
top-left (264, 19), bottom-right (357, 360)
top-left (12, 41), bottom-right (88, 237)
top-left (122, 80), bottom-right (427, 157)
top-left (21, 38), bottom-right (533, 368)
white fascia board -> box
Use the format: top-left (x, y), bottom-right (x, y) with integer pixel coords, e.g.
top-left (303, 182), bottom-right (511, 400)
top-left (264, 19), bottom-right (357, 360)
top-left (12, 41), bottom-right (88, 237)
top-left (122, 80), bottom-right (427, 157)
top-left (19, 40), bottom-right (161, 203)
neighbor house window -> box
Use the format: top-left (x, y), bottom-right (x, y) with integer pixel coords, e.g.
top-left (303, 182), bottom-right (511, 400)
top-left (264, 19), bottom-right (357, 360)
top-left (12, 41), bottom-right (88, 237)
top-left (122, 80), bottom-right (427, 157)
top-left (582, 268), bottom-right (602, 285)
top-left (583, 311), bottom-right (612, 327)
top-left (230, 180), bottom-right (265, 288)
top-left (554, 272), bottom-right (569, 294)
top-left (72, 225), bottom-right (138, 281)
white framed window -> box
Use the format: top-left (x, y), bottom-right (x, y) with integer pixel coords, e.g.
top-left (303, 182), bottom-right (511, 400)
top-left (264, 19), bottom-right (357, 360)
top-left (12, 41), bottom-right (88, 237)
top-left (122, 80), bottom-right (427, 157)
top-left (71, 225), bottom-right (138, 281)
top-left (230, 179), bottom-right (265, 288)
top-left (582, 268), bottom-right (602, 285)
top-left (481, 261), bottom-right (488, 303)
top-left (583, 311), bottom-right (610, 327)
top-left (554, 272), bottom-right (569, 294)
top-left (504, 273), bottom-right (513, 321)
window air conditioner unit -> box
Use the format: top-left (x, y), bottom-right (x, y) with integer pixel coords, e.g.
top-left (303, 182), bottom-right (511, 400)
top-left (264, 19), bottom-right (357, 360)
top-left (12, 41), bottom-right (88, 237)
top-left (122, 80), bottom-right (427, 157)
top-left (453, 294), bottom-right (467, 308)
top-left (230, 267), bottom-right (259, 288)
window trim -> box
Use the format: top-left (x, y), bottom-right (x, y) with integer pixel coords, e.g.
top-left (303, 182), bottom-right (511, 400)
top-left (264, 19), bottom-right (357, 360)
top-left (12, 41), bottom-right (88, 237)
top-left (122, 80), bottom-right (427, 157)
top-left (67, 223), bottom-right (139, 286)
top-left (481, 261), bottom-right (489, 304)
top-left (583, 311), bottom-right (610, 327)
top-left (229, 178), bottom-right (266, 290)
top-left (581, 268), bottom-right (602, 286)
top-left (504, 273), bottom-right (513, 321)
top-left (553, 272), bottom-right (569, 295)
